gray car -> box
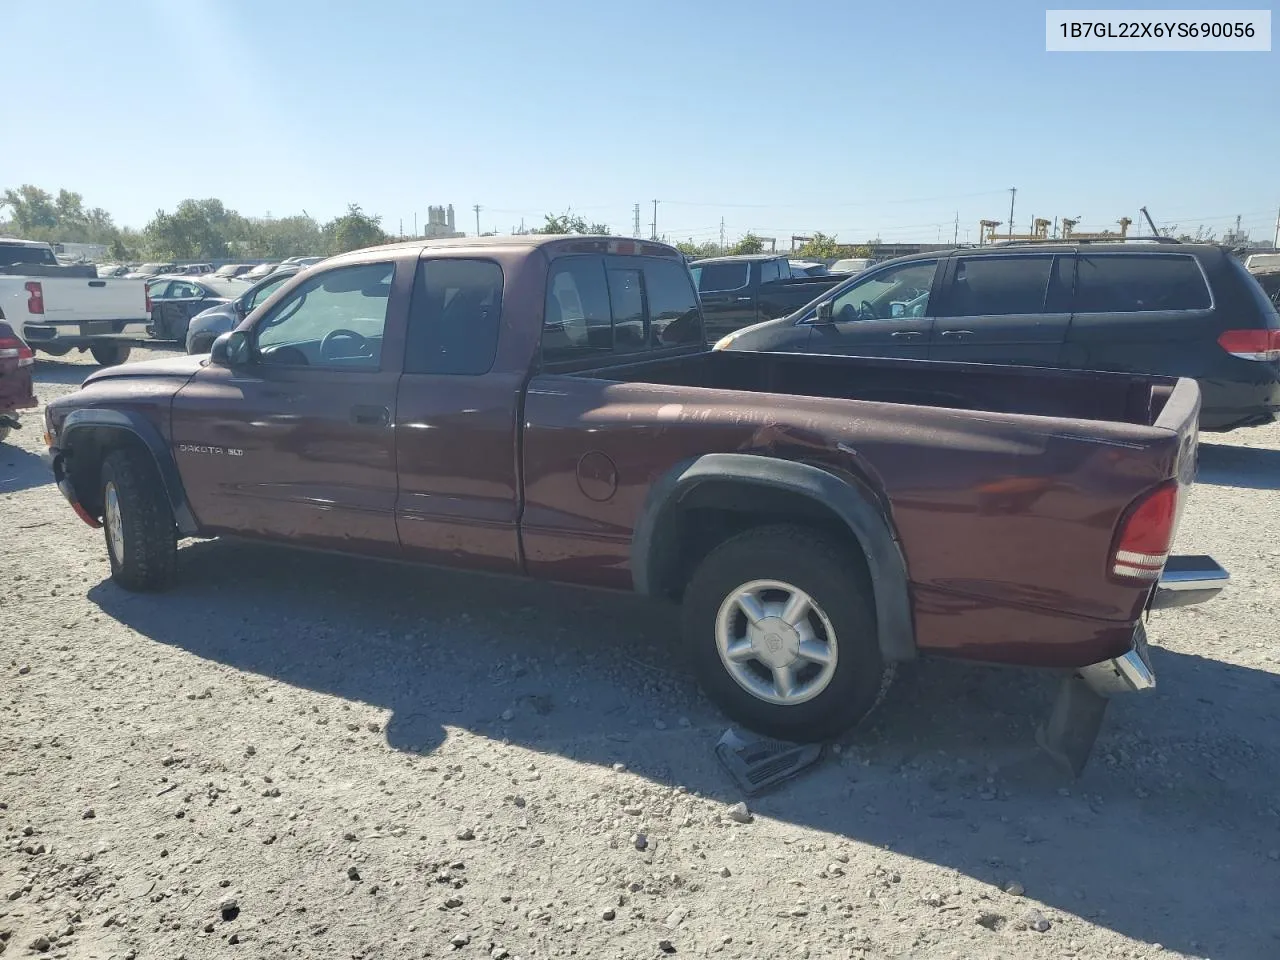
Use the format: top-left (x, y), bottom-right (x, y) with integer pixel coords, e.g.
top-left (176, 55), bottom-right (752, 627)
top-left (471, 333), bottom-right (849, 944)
top-left (185, 265), bottom-right (300, 353)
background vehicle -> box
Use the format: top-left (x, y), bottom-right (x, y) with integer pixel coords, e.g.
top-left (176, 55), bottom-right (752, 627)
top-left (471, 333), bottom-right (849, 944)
top-left (829, 257), bottom-right (873, 275)
top-left (124, 262), bottom-right (176, 279)
top-left (185, 264), bottom-right (301, 353)
top-left (212, 264), bottom-right (254, 279)
top-left (0, 238), bottom-right (149, 366)
top-left (95, 264), bottom-right (131, 278)
top-left (0, 320), bottom-right (36, 444)
top-left (788, 260), bottom-right (827, 277)
top-left (716, 241), bottom-right (1280, 431)
top-left (240, 262), bottom-right (280, 281)
top-left (44, 235), bottom-right (1224, 772)
top-left (145, 275), bottom-right (242, 343)
top-left (689, 254), bottom-right (845, 340)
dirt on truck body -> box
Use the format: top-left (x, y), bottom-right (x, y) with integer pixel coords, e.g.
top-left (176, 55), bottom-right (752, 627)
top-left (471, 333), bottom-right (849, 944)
top-left (42, 234), bottom-right (1228, 773)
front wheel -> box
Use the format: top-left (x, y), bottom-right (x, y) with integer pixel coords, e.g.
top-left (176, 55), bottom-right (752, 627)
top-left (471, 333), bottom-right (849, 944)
top-left (90, 343), bottom-right (132, 366)
top-left (682, 524), bottom-right (891, 742)
top-left (101, 449), bottom-right (177, 591)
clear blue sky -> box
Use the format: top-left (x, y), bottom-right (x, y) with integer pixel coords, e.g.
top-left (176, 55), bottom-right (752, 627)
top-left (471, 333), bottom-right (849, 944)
top-left (5, 0), bottom-right (1277, 244)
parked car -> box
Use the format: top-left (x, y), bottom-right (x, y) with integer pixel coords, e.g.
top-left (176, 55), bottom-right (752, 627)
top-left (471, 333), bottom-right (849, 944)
top-left (145, 276), bottom-right (240, 344)
top-left (715, 240), bottom-right (1280, 431)
top-left (43, 234), bottom-right (1226, 773)
top-left (788, 260), bottom-right (828, 277)
top-left (176, 263), bottom-right (214, 276)
top-left (185, 265), bottom-right (301, 353)
top-left (689, 254), bottom-right (846, 340)
top-left (95, 263), bottom-right (131, 278)
top-left (829, 257), bottom-right (874, 275)
top-left (124, 262), bottom-right (177, 279)
top-left (0, 238), bottom-right (149, 366)
top-left (240, 262), bottom-right (281, 281)
top-left (212, 264), bottom-right (254, 279)
top-left (0, 319), bottom-right (36, 445)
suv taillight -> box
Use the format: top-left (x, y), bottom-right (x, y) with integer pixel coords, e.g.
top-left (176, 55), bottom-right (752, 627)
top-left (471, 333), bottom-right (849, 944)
top-left (1111, 481), bottom-right (1178, 582)
top-left (145, 289), bottom-right (153, 313)
top-left (24, 281), bottom-right (44, 315)
top-left (1218, 328), bottom-right (1280, 362)
top-left (0, 336), bottom-right (34, 367)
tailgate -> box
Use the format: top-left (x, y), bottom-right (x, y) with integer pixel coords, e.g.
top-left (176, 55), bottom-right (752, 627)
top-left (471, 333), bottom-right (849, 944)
top-left (41, 277), bottom-right (149, 323)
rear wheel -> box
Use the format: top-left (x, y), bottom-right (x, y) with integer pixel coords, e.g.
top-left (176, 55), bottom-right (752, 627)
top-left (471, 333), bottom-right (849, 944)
top-left (90, 343), bottom-right (132, 367)
top-left (101, 448), bottom-right (176, 591)
top-left (34, 344), bottom-right (71, 357)
top-left (682, 524), bottom-right (891, 742)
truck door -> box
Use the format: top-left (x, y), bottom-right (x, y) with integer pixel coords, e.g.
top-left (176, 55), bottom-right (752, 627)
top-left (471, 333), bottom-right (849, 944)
top-left (806, 258), bottom-right (941, 359)
top-left (928, 254), bottom-right (1072, 365)
top-left (392, 255), bottom-right (522, 574)
top-left (170, 259), bottom-right (407, 555)
top-left (693, 260), bottom-right (757, 341)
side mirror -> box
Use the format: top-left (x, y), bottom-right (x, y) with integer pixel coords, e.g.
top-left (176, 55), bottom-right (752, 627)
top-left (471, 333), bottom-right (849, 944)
top-left (813, 300), bottom-right (835, 323)
top-left (890, 302), bottom-right (906, 318)
top-left (210, 330), bottom-right (250, 366)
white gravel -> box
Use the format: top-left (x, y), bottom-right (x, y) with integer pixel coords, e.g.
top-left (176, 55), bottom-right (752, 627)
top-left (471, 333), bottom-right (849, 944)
top-left (2, 349), bottom-right (1277, 960)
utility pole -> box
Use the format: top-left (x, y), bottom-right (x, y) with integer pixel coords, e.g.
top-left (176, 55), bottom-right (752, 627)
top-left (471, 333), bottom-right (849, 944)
top-left (1273, 205), bottom-right (1280, 249)
top-left (1007, 188), bottom-right (1017, 240)
top-left (719, 217), bottom-right (725, 253)
top-left (473, 204), bottom-right (482, 237)
top-left (650, 199), bottom-right (658, 240)
top-left (953, 211), bottom-right (959, 245)
top-left (632, 204), bottom-right (641, 238)
top-left (413, 212), bottom-right (417, 236)
top-left (398, 218), bottom-right (403, 239)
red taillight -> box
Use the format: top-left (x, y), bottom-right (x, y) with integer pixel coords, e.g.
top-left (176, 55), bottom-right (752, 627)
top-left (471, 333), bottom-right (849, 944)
top-left (24, 281), bottom-right (44, 315)
top-left (146, 290), bottom-right (153, 313)
top-left (1218, 328), bottom-right (1280, 362)
top-left (0, 336), bottom-right (34, 367)
top-left (1111, 481), bottom-right (1178, 581)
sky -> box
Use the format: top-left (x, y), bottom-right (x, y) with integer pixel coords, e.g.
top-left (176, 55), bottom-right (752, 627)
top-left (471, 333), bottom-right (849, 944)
top-left (4, 0), bottom-right (1278, 245)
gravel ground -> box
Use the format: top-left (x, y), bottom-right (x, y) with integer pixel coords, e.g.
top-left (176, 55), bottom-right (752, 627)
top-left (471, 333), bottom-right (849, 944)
top-left (2, 349), bottom-right (1278, 960)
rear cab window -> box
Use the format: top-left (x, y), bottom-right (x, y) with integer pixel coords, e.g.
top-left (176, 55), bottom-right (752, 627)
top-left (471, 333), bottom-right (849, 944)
top-left (691, 262), bottom-right (750, 293)
top-left (1075, 254), bottom-right (1211, 313)
top-left (542, 255), bottom-right (704, 365)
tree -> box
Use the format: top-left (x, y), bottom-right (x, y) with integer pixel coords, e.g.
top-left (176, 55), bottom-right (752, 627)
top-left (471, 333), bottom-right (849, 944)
top-left (1, 185), bottom-right (58, 233)
top-left (675, 240), bottom-right (719, 258)
top-left (323, 204), bottom-right (388, 254)
top-left (532, 211), bottom-right (610, 235)
top-left (796, 232), bottom-right (839, 259)
top-left (727, 233), bottom-right (764, 255)
top-left (144, 199), bottom-right (235, 260)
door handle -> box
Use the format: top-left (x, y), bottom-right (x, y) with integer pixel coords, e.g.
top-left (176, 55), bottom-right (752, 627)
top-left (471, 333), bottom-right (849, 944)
top-left (350, 404), bottom-right (390, 426)
top-left (940, 329), bottom-right (974, 338)
top-left (890, 331), bottom-right (923, 339)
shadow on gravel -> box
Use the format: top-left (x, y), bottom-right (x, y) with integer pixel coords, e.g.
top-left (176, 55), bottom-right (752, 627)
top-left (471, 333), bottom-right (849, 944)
top-left (0, 441), bottom-right (51, 493)
top-left (88, 538), bottom-right (1280, 960)
top-left (1196, 442), bottom-right (1280, 490)
top-left (32, 358), bottom-right (99, 386)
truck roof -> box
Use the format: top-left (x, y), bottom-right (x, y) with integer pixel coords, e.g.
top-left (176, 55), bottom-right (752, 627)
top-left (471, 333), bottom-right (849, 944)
top-left (688, 254), bottom-right (784, 265)
top-left (347, 234), bottom-right (684, 260)
top-left (0, 237), bottom-right (55, 248)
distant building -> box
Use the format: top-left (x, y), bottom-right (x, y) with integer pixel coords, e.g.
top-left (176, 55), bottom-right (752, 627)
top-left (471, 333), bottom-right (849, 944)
top-left (425, 204), bottom-right (465, 239)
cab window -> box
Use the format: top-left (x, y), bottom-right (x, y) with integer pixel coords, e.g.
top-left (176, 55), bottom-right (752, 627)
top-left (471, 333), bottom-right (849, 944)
top-left (255, 262), bottom-right (394, 370)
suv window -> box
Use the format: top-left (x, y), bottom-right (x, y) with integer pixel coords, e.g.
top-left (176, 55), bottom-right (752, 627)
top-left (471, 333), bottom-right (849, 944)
top-left (828, 260), bottom-right (938, 322)
top-left (760, 259), bottom-right (780, 284)
top-left (1075, 254), bottom-right (1211, 313)
top-left (939, 256), bottom-right (1054, 316)
top-left (255, 261), bottom-right (394, 370)
top-left (405, 259), bottom-right (504, 375)
top-left (691, 262), bottom-right (749, 293)
top-left (643, 259), bottom-right (703, 347)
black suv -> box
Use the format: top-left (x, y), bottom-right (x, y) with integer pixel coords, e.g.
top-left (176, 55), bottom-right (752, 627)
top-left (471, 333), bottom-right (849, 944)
top-left (713, 240), bottom-right (1280, 431)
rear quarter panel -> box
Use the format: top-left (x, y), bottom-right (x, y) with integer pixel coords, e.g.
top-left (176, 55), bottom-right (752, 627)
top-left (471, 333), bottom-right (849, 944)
top-left (522, 377), bottom-right (1186, 666)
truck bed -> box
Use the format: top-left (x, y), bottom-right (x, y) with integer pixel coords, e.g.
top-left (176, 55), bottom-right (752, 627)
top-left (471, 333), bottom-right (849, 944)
top-left (590, 348), bottom-right (1187, 429)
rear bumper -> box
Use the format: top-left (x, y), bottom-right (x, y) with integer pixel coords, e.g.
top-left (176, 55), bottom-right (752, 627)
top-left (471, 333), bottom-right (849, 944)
top-left (22, 320), bottom-right (150, 347)
top-left (1199, 369), bottom-right (1280, 430)
top-left (1078, 554), bottom-right (1228, 696)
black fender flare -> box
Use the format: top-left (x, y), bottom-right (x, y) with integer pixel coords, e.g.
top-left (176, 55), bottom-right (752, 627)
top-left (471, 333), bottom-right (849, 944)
top-left (631, 453), bottom-right (916, 662)
top-left (57, 408), bottom-right (199, 536)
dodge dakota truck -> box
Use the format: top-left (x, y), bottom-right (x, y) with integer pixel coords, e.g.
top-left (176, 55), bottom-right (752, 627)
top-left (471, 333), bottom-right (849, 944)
top-left (43, 235), bottom-right (1228, 773)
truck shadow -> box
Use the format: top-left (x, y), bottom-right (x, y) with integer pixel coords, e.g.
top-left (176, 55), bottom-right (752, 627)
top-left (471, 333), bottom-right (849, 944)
top-left (87, 538), bottom-right (1279, 960)
top-left (1196, 441), bottom-right (1280, 490)
top-left (32, 358), bottom-right (98, 386)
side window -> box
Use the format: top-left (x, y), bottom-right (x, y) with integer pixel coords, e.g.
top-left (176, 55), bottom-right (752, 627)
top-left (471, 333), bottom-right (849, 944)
top-left (1044, 255), bottom-right (1075, 312)
top-left (1076, 255), bottom-right (1211, 313)
top-left (542, 257), bottom-right (612, 362)
top-left (760, 259), bottom-right (779, 284)
top-left (607, 267), bottom-right (646, 353)
top-left (146, 280), bottom-right (172, 299)
top-left (404, 258), bottom-right (504, 375)
top-left (691, 262), bottom-right (750, 293)
top-left (830, 260), bottom-right (939, 322)
top-left (939, 256), bottom-right (1054, 317)
top-left (170, 281), bottom-right (201, 298)
top-left (643, 259), bottom-right (704, 347)
top-left (255, 261), bottom-right (394, 370)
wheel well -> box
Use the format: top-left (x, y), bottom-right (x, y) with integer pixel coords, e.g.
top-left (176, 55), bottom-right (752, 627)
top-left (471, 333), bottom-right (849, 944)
top-left (63, 427), bottom-right (152, 519)
top-left (648, 481), bottom-right (872, 603)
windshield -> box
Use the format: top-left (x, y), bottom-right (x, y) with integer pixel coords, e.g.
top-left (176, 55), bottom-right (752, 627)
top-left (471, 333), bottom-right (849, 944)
top-left (691, 262), bottom-right (750, 292)
top-left (0, 243), bottom-right (59, 267)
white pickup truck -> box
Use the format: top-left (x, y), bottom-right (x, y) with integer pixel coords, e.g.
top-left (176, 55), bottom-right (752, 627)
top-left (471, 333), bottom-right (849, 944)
top-left (0, 238), bottom-right (149, 366)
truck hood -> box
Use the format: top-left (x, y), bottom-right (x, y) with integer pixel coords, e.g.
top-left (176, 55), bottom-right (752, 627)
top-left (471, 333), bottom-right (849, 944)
top-left (82, 353), bottom-right (207, 386)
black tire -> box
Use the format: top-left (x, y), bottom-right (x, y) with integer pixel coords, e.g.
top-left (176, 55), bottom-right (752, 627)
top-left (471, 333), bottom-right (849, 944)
top-left (100, 448), bottom-right (176, 592)
top-left (34, 344), bottom-right (71, 357)
top-left (682, 524), bottom-right (890, 742)
top-left (90, 343), bottom-right (132, 366)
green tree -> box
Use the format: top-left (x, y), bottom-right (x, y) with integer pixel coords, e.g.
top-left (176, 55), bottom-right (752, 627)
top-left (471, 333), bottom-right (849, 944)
top-left (532, 211), bottom-right (610, 235)
top-left (143, 198), bottom-right (236, 260)
top-left (2, 185), bottom-right (59, 233)
top-left (675, 240), bottom-right (719, 258)
top-left (796, 232), bottom-right (839, 259)
top-left (727, 233), bottom-right (764, 255)
top-left (323, 204), bottom-right (388, 254)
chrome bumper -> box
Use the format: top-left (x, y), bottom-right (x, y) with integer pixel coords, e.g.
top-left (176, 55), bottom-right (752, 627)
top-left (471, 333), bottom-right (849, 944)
top-left (1150, 554), bottom-right (1230, 611)
top-left (1079, 623), bottom-right (1157, 696)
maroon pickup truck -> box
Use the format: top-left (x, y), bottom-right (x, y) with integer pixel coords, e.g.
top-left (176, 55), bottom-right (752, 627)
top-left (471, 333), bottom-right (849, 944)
top-left (43, 235), bottom-right (1228, 773)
